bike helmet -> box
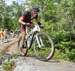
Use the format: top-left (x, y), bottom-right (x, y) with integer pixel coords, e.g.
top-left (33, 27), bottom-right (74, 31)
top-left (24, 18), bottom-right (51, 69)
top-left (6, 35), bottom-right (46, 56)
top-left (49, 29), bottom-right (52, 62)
top-left (31, 6), bottom-right (40, 13)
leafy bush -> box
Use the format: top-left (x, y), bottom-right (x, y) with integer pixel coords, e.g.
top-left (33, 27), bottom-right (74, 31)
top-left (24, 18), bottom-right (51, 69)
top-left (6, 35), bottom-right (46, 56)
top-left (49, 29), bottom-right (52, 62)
top-left (50, 30), bottom-right (75, 62)
top-left (66, 49), bottom-right (75, 62)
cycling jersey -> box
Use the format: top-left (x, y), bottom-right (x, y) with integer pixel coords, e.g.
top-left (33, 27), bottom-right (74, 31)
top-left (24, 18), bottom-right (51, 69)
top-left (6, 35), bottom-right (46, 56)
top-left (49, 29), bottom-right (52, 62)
top-left (22, 11), bottom-right (38, 22)
top-left (20, 11), bottom-right (38, 32)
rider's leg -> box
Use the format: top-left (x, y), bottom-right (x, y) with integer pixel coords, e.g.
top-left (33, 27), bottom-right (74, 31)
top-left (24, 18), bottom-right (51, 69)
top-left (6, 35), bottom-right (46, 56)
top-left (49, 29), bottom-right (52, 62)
top-left (21, 31), bottom-right (26, 48)
top-left (20, 25), bottom-right (28, 55)
top-left (21, 31), bottom-right (28, 55)
top-left (21, 25), bottom-right (26, 48)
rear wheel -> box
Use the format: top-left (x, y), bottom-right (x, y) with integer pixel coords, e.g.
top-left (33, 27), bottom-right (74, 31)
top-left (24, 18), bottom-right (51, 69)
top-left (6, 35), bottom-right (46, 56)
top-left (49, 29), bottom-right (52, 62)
top-left (33, 33), bottom-right (55, 61)
top-left (18, 36), bottom-right (22, 49)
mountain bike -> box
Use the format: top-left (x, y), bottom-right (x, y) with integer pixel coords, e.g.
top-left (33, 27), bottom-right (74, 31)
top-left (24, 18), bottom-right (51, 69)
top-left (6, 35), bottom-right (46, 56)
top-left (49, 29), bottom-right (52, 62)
top-left (18, 24), bottom-right (55, 61)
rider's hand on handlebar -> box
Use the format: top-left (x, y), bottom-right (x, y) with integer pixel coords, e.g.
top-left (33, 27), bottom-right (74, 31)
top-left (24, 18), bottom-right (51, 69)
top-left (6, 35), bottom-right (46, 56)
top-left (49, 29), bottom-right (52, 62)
top-left (39, 25), bottom-right (44, 28)
top-left (30, 24), bottom-right (34, 29)
top-left (26, 23), bottom-right (34, 29)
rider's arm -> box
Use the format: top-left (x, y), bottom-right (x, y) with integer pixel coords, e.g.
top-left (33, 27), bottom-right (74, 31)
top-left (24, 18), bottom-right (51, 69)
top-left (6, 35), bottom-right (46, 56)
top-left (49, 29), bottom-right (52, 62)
top-left (34, 15), bottom-right (41, 25)
top-left (18, 16), bottom-right (26, 25)
top-left (18, 15), bottom-right (33, 28)
top-left (35, 15), bottom-right (44, 28)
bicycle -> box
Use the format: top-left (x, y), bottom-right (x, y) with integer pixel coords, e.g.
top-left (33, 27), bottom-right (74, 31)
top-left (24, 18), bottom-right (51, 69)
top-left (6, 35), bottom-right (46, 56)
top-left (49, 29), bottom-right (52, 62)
top-left (18, 24), bottom-right (55, 61)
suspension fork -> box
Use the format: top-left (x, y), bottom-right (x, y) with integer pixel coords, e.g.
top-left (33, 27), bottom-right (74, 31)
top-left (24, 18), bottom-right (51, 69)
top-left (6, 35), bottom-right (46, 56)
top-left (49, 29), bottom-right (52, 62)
top-left (35, 34), bottom-right (44, 48)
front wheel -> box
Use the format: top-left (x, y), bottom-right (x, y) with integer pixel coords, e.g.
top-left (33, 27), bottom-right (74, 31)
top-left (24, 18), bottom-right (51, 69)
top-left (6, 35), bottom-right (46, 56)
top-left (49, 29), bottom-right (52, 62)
top-left (33, 33), bottom-right (55, 61)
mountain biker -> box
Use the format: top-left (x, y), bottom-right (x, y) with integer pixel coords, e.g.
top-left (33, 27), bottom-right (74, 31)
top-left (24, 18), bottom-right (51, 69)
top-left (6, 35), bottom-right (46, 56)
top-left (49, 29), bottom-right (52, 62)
top-left (18, 6), bottom-right (43, 55)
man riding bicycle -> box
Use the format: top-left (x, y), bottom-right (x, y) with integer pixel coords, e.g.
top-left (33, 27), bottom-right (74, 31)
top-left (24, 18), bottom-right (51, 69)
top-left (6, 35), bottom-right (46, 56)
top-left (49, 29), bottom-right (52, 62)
top-left (18, 6), bottom-right (43, 55)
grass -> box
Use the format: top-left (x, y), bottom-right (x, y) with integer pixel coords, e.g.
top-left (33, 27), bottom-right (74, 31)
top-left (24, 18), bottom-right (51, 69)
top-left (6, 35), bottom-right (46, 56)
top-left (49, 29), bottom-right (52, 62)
top-left (0, 50), bottom-right (3, 57)
top-left (28, 48), bottom-right (75, 62)
top-left (28, 47), bottom-right (52, 58)
top-left (3, 61), bottom-right (16, 71)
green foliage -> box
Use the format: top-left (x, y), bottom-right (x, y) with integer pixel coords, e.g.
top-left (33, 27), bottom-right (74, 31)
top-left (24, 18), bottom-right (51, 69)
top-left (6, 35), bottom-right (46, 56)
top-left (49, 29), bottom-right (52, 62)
top-left (66, 49), bottom-right (75, 62)
top-left (0, 0), bottom-right (22, 30)
top-left (54, 49), bottom-right (68, 60)
top-left (52, 31), bottom-right (75, 62)
top-left (0, 50), bottom-right (3, 57)
top-left (54, 48), bottom-right (75, 62)
top-left (3, 61), bottom-right (14, 71)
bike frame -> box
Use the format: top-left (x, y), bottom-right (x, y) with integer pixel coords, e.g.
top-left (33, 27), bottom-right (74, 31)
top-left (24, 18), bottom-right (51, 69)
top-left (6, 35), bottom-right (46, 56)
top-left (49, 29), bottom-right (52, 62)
top-left (25, 25), bottom-right (43, 49)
